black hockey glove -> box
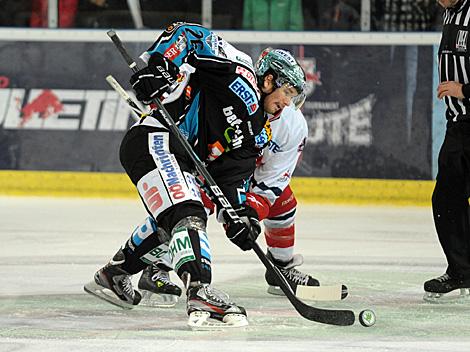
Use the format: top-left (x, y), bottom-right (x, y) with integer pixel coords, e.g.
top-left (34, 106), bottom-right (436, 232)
top-left (223, 205), bottom-right (261, 251)
top-left (129, 52), bottom-right (179, 104)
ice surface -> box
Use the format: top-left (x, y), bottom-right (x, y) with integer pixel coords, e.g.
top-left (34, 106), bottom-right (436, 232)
top-left (1, 196), bottom-right (469, 351)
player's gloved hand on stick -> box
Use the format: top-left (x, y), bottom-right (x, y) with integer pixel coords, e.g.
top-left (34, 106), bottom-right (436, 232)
top-left (129, 52), bottom-right (179, 104)
top-left (223, 205), bottom-right (261, 251)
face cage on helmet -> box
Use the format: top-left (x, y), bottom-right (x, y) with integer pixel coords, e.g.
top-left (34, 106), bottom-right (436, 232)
top-left (292, 92), bottom-right (306, 110)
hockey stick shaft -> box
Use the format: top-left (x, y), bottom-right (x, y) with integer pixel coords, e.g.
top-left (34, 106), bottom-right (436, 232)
top-left (106, 75), bottom-right (143, 120)
top-left (107, 30), bottom-right (242, 226)
top-left (107, 30), bottom-right (355, 326)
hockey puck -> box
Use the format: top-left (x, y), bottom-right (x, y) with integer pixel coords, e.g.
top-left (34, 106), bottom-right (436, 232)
top-left (358, 309), bottom-right (376, 327)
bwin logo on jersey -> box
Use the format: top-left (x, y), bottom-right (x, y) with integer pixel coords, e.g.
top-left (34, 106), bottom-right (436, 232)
top-left (457, 30), bottom-right (468, 52)
top-left (223, 105), bottom-right (244, 148)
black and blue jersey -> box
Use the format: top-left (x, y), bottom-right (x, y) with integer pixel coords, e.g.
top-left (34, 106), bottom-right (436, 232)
top-left (136, 22), bottom-right (269, 207)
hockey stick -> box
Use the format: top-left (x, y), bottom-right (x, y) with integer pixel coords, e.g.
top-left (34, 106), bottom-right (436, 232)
top-left (106, 75), bottom-right (145, 119)
top-left (107, 30), bottom-right (355, 326)
top-left (106, 79), bottom-right (345, 303)
top-left (107, 75), bottom-right (347, 302)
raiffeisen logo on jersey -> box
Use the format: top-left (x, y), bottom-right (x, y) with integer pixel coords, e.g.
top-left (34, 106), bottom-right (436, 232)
top-left (228, 77), bottom-right (259, 115)
top-left (0, 88), bottom-right (134, 131)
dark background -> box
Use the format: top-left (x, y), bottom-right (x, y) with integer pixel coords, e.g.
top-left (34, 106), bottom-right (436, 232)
top-left (0, 41), bottom-right (433, 179)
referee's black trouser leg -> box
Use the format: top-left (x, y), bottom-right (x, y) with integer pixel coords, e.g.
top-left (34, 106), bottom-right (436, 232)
top-left (432, 122), bottom-right (470, 280)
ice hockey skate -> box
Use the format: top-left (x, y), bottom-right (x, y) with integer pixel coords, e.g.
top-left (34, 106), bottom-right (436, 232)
top-left (265, 252), bottom-right (348, 301)
top-left (83, 249), bottom-right (142, 309)
top-left (186, 283), bottom-right (248, 330)
top-left (423, 273), bottom-right (470, 303)
top-left (138, 264), bottom-right (182, 308)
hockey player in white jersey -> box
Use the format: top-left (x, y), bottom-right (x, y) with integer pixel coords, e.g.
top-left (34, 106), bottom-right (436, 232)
top-left (246, 48), bottom-right (319, 296)
top-left (248, 102), bottom-right (318, 296)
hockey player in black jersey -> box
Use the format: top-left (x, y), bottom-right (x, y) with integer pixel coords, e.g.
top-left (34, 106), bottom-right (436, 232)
top-left (84, 22), bottom-right (304, 328)
top-left (115, 48), bottom-right (334, 312)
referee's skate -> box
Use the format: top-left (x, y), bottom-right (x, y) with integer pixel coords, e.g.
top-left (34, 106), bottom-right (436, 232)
top-left (423, 273), bottom-right (470, 303)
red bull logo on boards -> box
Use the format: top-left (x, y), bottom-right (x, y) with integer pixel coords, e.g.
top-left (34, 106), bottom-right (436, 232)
top-left (18, 89), bottom-right (64, 127)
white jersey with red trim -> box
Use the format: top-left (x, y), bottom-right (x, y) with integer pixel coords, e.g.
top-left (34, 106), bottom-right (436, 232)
top-left (251, 104), bottom-right (308, 205)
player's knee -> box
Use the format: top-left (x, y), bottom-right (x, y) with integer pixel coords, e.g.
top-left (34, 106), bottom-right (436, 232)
top-left (171, 215), bottom-right (207, 235)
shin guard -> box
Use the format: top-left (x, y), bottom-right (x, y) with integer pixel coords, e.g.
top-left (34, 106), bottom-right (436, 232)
top-left (169, 216), bottom-right (212, 284)
top-left (120, 216), bottom-right (170, 274)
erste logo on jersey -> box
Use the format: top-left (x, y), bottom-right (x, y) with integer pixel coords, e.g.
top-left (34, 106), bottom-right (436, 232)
top-left (235, 66), bottom-right (260, 98)
top-left (229, 77), bottom-right (259, 115)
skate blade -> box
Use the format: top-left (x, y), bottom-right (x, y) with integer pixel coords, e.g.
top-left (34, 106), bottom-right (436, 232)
top-left (139, 290), bottom-right (178, 308)
top-left (187, 311), bottom-right (248, 331)
top-left (83, 280), bottom-right (134, 310)
top-left (423, 288), bottom-right (470, 304)
top-left (267, 284), bottom-right (347, 301)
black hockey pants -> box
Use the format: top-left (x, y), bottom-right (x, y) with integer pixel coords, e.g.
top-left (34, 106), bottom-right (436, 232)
top-left (432, 120), bottom-right (470, 280)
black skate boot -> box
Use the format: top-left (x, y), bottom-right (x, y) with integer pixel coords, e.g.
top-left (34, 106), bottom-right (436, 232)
top-left (138, 264), bottom-right (182, 307)
top-left (186, 283), bottom-right (248, 330)
top-left (423, 273), bottom-right (470, 303)
top-left (84, 249), bottom-right (141, 309)
top-left (265, 252), bottom-right (320, 296)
